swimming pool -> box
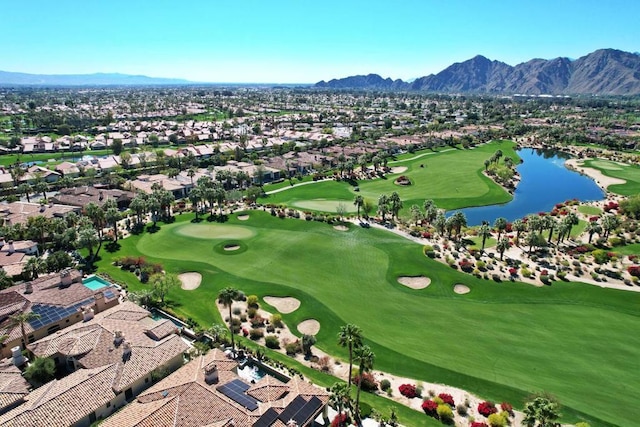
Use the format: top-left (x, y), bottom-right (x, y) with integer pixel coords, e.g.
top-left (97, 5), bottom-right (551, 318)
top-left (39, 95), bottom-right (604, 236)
top-left (82, 275), bottom-right (112, 291)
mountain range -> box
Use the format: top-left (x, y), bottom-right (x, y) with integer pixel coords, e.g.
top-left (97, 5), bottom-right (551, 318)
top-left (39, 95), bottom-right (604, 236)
top-left (0, 70), bottom-right (190, 86)
top-left (315, 49), bottom-right (640, 95)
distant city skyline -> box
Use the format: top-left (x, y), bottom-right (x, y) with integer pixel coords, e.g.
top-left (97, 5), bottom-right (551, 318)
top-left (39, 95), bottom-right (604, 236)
top-left (2, 0), bottom-right (639, 83)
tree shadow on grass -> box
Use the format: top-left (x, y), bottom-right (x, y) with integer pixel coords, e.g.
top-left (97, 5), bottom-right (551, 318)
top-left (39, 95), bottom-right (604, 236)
top-left (191, 217), bottom-right (204, 223)
top-left (104, 241), bottom-right (121, 253)
top-left (146, 224), bottom-right (161, 234)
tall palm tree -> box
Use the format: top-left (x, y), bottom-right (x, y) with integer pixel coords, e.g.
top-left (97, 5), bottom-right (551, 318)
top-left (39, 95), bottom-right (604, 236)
top-left (218, 287), bottom-right (239, 355)
top-left (512, 219), bottom-right (526, 246)
top-left (354, 345), bottom-right (375, 425)
top-left (478, 222), bottom-right (492, 252)
top-left (496, 237), bottom-right (510, 260)
top-left (207, 323), bottom-right (228, 345)
top-left (18, 183), bottom-right (31, 203)
top-left (493, 217), bottom-right (508, 241)
top-left (377, 194), bottom-right (389, 222)
top-left (338, 324), bottom-right (363, 389)
top-left (545, 216), bottom-right (558, 244)
top-left (451, 211), bottom-right (467, 239)
top-left (565, 212), bottom-right (580, 238)
top-left (23, 256), bottom-right (45, 280)
top-left (388, 192), bottom-right (403, 220)
top-left (10, 312), bottom-right (41, 349)
top-left (585, 220), bottom-right (602, 244)
top-left (353, 195), bottom-right (364, 219)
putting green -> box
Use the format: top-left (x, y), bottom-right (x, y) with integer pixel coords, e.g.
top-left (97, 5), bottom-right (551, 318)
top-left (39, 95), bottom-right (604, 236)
top-left (588, 160), bottom-right (625, 170)
top-left (292, 199), bottom-right (358, 212)
top-left (174, 223), bottom-right (256, 239)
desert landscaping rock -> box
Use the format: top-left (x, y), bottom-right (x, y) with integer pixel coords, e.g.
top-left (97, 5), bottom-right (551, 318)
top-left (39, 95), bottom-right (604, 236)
top-left (179, 272), bottom-right (202, 290)
top-left (263, 296), bottom-right (301, 314)
top-left (397, 276), bottom-right (431, 289)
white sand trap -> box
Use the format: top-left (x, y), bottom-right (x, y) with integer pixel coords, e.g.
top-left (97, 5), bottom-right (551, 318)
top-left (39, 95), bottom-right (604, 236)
top-left (224, 244), bottom-right (240, 251)
top-left (179, 272), bottom-right (202, 290)
top-left (264, 296), bottom-right (301, 314)
top-left (390, 166), bottom-right (408, 174)
top-left (454, 284), bottom-right (470, 294)
top-left (397, 276), bottom-right (431, 289)
top-left (297, 319), bottom-right (320, 335)
top-left (238, 214), bottom-right (250, 221)
top-left (333, 225), bottom-right (348, 231)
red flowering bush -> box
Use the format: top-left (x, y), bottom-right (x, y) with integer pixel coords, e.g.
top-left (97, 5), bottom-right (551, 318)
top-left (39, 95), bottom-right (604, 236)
top-left (508, 268), bottom-right (518, 276)
top-left (471, 423), bottom-right (489, 427)
top-left (576, 245), bottom-right (590, 253)
top-left (505, 223), bottom-right (512, 232)
top-left (589, 216), bottom-right (600, 222)
top-left (331, 413), bottom-right (348, 427)
top-left (459, 258), bottom-right (474, 272)
top-left (629, 255), bottom-right (638, 262)
top-left (421, 399), bottom-right (438, 416)
top-left (398, 383), bottom-right (417, 398)
top-left (627, 265), bottom-right (640, 277)
top-left (352, 372), bottom-right (378, 392)
top-left (540, 269), bottom-right (549, 276)
top-left (422, 231), bottom-right (432, 239)
top-left (500, 401), bottom-right (513, 415)
top-left (478, 401), bottom-right (498, 417)
top-left (438, 393), bottom-right (455, 406)
top-left (604, 201), bottom-right (619, 212)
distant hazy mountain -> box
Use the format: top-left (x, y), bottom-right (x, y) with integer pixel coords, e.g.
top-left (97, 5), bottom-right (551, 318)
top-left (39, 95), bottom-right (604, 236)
top-left (0, 70), bottom-right (191, 86)
top-left (315, 49), bottom-right (640, 95)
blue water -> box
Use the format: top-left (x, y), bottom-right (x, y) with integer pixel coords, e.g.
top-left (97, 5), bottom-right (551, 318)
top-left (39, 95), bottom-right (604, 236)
top-left (453, 148), bottom-right (605, 226)
top-left (82, 275), bottom-right (112, 290)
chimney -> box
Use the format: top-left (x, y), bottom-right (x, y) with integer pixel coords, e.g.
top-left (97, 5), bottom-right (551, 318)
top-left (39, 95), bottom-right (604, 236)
top-left (114, 330), bottom-right (125, 346)
top-left (11, 346), bottom-right (26, 367)
top-left (7, 240), bottom-right (14, 254)
top-left (60, 269), bottom-right (72, 287)
top-left (82, 307), bottom-right (94, 322)
top-left (24, 282), bottom-right (33, 294)
top-left (122, 341), bottom-right (132, 361)
top-left (203, 363), bottom-right (219, 385)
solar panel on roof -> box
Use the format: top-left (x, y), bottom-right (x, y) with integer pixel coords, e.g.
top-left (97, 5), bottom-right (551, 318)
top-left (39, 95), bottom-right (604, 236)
top-left (217, 379), bottom-right (258, 411)
top-left (292, 396), bottom-right (323, 425)
top-left (253, 407), bottom-right (279, 427)
top-left (278, 395), bottom-right (306, 422)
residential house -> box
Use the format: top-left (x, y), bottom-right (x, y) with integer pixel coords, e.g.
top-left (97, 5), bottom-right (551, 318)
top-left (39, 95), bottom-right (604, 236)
top-left (0, 202), bottom-right (80, 226)
top-left (51, 186), bottom-right (135, 210)
top-left (0, 302), bottom-right (188, 427)
top-left (0, 269), bottom-right (119, 358)
top-left (0, 358), bottom-right (31, 415)
top-left (103, 349), bottom-right (329, 427)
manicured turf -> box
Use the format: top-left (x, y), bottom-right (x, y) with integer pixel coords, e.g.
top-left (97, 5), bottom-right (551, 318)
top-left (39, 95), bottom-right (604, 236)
top-left (97, 211), bottom-right (640, 426)
top-left (577, 205), bottom-right (602, 216)
top-left (263, 140), bottom-right (518, 212)
top-left (582, 159), bottom-right (640, 195)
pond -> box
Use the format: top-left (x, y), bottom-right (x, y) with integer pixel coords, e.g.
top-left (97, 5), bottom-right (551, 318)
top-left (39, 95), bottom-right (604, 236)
top-left (453, 148), bottom-right (605, 226)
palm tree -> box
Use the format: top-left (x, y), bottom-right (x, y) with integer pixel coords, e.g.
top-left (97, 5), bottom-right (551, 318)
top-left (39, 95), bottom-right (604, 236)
top-left (493, 217), bottom-right (507, 241)
top-left (602, 214), bottom-right (621, 239)
top-left (10, 312), bottom-right (41, 349)
top-left (78, 227), bottom-right (100, 263)
top-left (207, 323), bottom-right (228, 344)
top-left (451, 211), bottom-right (467, 239)
top-left (353, 195), bottom-right (364, 219)
top-left (218, 287), bottom-right (239, 355)
top-left (409, 205), bottom-right (423, 226)
top-left (478, 222), bottom-right (492, 252)
top-left (0, 269), bottom-right (13, 290)
top-left (512, 219), bottom-right (526, 245)
top-left (329, 382), bottom-right (351, 424)
top-left (496, 237), bottom-right (510, 260)
top-left (565, 212), bottom-right (580, 238)
top-left (18, 183), bottom-right (31, 203)
top-left (338, 324), bottom-right (363, 389)
top-left (585, 220), bottom-right (602, 244)
top-left (434, 211), bottom-right (447, 237)
top-left (377, 194), bottom-right (389, 222)
top-left (129, 194), bottom-right (148, 227)
top-left (189, 187), bottom-right (202, 220)
top-left (23, 256), bottom-right (45, 280)
top-left (388, 192), bottom-right (403, 220)
top-left (544, 216), bottom-right (558, 243)
top-left (128, 289), bottom-right (155, 308)
top-left (105, 205), bottom-right (121, 241)
top-left (354, 345), bottom-right (375, 425)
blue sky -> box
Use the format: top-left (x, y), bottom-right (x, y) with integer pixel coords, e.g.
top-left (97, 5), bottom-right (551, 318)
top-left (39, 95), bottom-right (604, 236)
top-left (2, 0), bottom-right (638, 83)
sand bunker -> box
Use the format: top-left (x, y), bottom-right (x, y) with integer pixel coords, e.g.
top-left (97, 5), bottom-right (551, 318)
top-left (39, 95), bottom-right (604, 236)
top-left (264, 296), bottom-right (301, 314)
top-left (179, 272), bottom-right (202, 290)
top-left (297, 319), bottom-right (320, 335)
top-left (397, 276), bottom-right (431, 289)
top-left (454, 284), bottom-right (470, 294)
top-left (224, 244), bottom-right (240, 251)
top-left (390, 166), bottom-right (408, 174)
top-left (333, 225), bottom-right (348, 231)
top-left (237, 215), bottom-right (250, 221)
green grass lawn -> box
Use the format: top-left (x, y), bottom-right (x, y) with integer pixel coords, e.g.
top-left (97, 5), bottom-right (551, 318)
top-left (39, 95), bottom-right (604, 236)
top-left (582, 159), bottom-right (640, 195)
top-left (578, 205), bottom-right (602, 216)
top-left (263, 140), bottom-right (518, 212)
top-left (96, 211), bottom-right (640, 426)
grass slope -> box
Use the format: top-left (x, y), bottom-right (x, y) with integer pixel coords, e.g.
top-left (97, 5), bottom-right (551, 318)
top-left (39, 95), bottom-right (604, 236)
top-left (97, 212), bottom-right (639, 426)
top-left (582, 159), bottom-right (640, 195)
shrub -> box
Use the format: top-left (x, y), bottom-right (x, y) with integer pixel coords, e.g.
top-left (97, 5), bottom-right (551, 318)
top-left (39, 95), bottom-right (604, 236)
top-left (285, 342), bottom-right (300, 355)
top-left (438, 393), bottom-right (455, 407)
top-left (478, 401), bottom-right (498, 417)
top-left (500, 401), bottom-right (513, 415)
top-left (232, 307), bottom-right (242, 315)
top-left (264, 335), bottom-right (280, 349)
top-left (628, 265), bottom-right (640, 277)
top-left (437, 404), bottom-right (454, 422)
top-left (398, 383), bottom-right (417, 398)
top-left (421, 399), bottom-right (438, 416)
top-left (471, 423), bottom-right (488, 427)
top-left (456, 404), bottom-right (468, 416)
top-left (249, 328), bottom-right (264, 340)
top-left (270, 313), bottom-right (284, 328)
top-left (432, 396), bottom-right (443, 405)
top-left (487, 412), bottom-right (508, 427)
top-left (246, 295), bottom-right (259, 308)
top-left (353, 372), bottom-right (378, 392)
top-left (380, 379), bottom-right (391, 391)
top-left (331, 413), bottom-right (349, 427)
